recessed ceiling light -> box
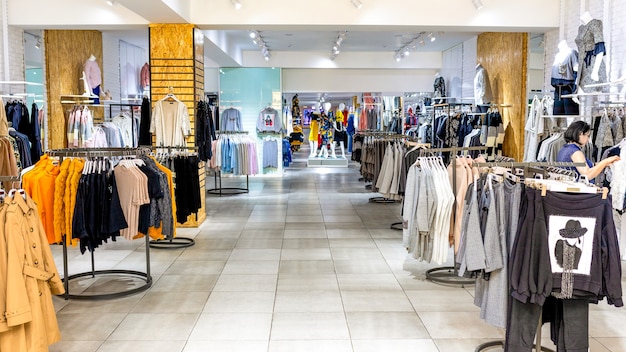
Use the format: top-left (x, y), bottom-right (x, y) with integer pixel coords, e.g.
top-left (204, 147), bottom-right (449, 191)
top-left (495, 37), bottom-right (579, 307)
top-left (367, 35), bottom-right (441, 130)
top-left (231, 0), bottom-right (242, 10)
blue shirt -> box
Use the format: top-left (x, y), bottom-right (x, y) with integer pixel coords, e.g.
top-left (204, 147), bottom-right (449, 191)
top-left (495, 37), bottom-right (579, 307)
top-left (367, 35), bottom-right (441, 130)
top-left (556, 143), bottom-right (593, 181)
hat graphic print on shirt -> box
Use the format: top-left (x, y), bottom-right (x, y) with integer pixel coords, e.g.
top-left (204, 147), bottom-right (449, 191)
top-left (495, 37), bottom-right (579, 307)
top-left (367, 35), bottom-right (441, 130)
top-left (558, 220), bottom-right (588, 238)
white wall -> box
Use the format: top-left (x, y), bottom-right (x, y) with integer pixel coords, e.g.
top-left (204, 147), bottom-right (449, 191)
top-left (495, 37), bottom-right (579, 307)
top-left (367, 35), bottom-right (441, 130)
top-left (282, 68), bottom-right (437, 94)
top-left (102, 33), bottom-right (121, 102)
top-left (462, 37), bottom-right (478, 102)
top-left (442, 44), bottom-right (463, 102)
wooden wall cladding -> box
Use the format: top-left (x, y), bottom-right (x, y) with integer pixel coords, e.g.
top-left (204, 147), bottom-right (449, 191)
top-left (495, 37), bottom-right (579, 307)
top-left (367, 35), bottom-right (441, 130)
top-left (149, 24), bottom-right (205, 227)
top-left (44, 30), bottom-right (103, 149)
top-left (477, 32), bottom-right (528, 161)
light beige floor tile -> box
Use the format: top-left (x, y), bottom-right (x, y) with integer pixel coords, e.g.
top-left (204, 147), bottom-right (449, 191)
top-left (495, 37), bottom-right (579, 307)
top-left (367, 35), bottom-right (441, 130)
top-left (244, 222), bottom-right (286, 230)
top-left (286, 215), bottom-right (324, 223)
top-left (281, 248), bottom-right (332, 260)
top-left (229, 248), bottom-right (282, 260)
top-left (58, 294), bottom-right (143, 314)
top-left (592, 337), bottom-right (625, 352)
top-left (131, 291), bottom-right (210, 313)
top-left (419, 312), bottom-right (505, 339)
top-left (277, 274), bottom-right (339, 291)
top-left (108, 313), bottom-right (199, 340)
top-left (213, 274), bottom-right (278, 292)
top-left (49, 341), bottom-right (103, 352)
top-left (284, 223), bottom-right (326, 231)
top-left (341, 290), bottom-right (414, 312)
top-left (270, 312), bottom-right (350, 340)
top-left (274, 290), bottom-right (343, 312)
top-left (239, 230), bottom-right (284, 239)
top-left (194, 232), bottom-right (241, 241)
top-left (330, 247), bottom-right (385, 261)
top-left (235, 239), bottom-right (284, 249)
top-left (347, 312), bottom-right (430, 339)
top-left (189, 313), bottom-right (273, 340)
top-left (352, 339), bottom-right (440, 352)
top-left (247, 216), bottom-right (287, 223)
top-left (283, 229), bottom-right (327, 239)
top-left (151, 274), bottom-right (218, 292)
top-left (279, 260), bottom-right (336, 274)
top-left (326, 229), bottom-right (371, 239)
top-left (589, 310), bottom-right (626, 337)
top-left (334, 259), bottom-right (392, 274)
top-left (325, 223), bottom-right (367, 230)
top-left (96, 341), bottom-right (185, 352)
top-left (268, 340), bottom-right (353, 352)
top-left (282, 238), bottom-right (330, 248)
top-left (183, 340), bottom-right (269, 352)
top-left (207, 216), bottom-right (251, 223)
top-left (177, 248), bottom-right (232, 261)
top-left (329, 238), bottom-right (377, 248)
top-left (406, 289), bottom-right (480, 312)
top-left (164, 260), bottom-right (225, 275)
top-left (222, 260), bottom-right (280, 274)
top-left (56, 313), bottom-right (126, 340)
top-left (203, 291), bottom-right (275, 313)
top-left (434, 338), bottom-right (506, 352)
top-left (337, 274), bottom-right (403, 291)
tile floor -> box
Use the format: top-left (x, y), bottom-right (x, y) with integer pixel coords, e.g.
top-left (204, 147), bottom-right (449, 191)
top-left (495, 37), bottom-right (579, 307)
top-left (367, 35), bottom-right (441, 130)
top-left (48, 146), bottom-right (626, 352)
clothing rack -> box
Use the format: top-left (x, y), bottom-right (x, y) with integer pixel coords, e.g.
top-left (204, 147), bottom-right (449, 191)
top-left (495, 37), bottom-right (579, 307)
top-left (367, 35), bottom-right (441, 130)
top-left (148, 145), bottom-right (198, 249)
top-left (47, 147), bottom-right (152, 300)
top-left (470, 160), bottom-right (589, 352)
top-left (419, 145), bottom-right (488, 286)
top-left (208, 131), bottom-right (251, 196)
top-left (363, 133), bottom-right (408, 203)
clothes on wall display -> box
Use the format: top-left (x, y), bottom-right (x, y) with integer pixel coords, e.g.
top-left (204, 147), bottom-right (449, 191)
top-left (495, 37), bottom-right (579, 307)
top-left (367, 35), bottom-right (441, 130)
top-left (150, 97), bottom-right (191, 148)
top-left (5, 100), bottom-right (42, 164)
top-left (0, 100), bottom-right (20, 191)
top-left (140, 63), bottom-right (150, 90)
top-left (138, 97), bottom-right (152, 146)
top-left (257, 106), bottom-right (282, 133)
top-left (221, 107), bottom-right (243, 131)
top-left (196, 101), bottom-right (217, 161)
top-left (263, 138), bottom-right (279, 168)
top-left (0, 191), bottom-right (65, 351)
top-left (575, 17), bottom-right (607, 92)
top-left (66, 106), bottom-right (94, 148)
top-left (551, 41), bottom-right (580, 115)
top-left (112, 111), bottom-right (140, 147)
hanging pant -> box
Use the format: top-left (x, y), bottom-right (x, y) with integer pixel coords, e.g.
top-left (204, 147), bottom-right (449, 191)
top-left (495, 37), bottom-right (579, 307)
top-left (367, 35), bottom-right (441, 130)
top-left (505, 297), bottom-right (589, 352)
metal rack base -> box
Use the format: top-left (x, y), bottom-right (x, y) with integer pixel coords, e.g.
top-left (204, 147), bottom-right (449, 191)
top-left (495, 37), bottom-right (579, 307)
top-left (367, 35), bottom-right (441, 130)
top-left (149, 237), bottom-right (195, 249)
top-left (425, 266), bottom-right (475, 287)
top-left (61, 269), bottom-right (152, 300)
top-left (475, 340), bottom-right (555, 352)
top-left (390, 221), bottom-right (402, 231)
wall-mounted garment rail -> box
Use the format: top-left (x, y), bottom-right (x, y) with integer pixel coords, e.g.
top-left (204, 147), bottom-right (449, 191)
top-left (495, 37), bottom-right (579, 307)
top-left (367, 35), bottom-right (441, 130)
top-left (107, 103), bottom-right (142, 148)
top-left (47, 148), bottom-right (152, 300)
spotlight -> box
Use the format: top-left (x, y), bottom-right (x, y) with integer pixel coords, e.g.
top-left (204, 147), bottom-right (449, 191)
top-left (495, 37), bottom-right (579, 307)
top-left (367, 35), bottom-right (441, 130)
top-left (231, 0), bottom-right (242, 9)
top-left (419, 39), bottom-right (425, 46)
top-left (35, 38), bottom-right (41, 49)
top-left (404, 48), bottom-right (410, 56)
top-left (428, 33), bottom-right (436, 42)
top-left (472, 0), bottom-right (483, 10)
top-left (351, 0), bottom-right (363, 9)
top-left (105, 0), bottom-right (115, 5)
top-left (249, 31), bottom-right (258, 39)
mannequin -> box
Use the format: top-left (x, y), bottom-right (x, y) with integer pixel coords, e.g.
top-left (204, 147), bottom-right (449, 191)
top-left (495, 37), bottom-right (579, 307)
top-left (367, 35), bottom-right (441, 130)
top-left (309, 110), bottom-right (320, 157)
top-left (334, 103), bottom-right (347, 159)
top-left (433, 72), bottom-right (446, 104)
top-left (575, 11), bottom-right (606, 94)
top-left (551, 40), bottom-right (579, 115)
top-left (84, 54), bottom-right (102, 103)
top-left (474, 63), bottom-right (489, 112)
top-left (318, 102), bottom-right (334, 158)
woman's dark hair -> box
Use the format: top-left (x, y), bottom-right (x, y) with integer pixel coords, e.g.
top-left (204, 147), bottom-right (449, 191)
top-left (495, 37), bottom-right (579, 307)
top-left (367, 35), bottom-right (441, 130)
top-left (564, 120), bottom-right (591, 144)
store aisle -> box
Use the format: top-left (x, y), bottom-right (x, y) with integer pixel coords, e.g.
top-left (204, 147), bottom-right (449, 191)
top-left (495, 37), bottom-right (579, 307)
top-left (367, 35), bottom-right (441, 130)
top-left (48, 147), bottom-right (626, 352)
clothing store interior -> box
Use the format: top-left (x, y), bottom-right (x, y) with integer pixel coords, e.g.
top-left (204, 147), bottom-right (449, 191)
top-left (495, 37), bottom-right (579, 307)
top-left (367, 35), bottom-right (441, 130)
top-left (2, 1), bottom-right (626, 351)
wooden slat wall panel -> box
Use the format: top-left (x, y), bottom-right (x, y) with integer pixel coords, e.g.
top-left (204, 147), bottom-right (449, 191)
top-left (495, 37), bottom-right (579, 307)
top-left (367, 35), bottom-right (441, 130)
top-left (44, 30), bottom-right (103, 149)
top-left (149, 24), bottom-right (205, 228)
top-left (477, 32), bottom-right (528, 161)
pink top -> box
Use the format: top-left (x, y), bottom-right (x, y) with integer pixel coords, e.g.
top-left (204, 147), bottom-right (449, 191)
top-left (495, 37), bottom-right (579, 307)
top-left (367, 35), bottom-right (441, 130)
top-left (84, 59), bottom-right (102, 89)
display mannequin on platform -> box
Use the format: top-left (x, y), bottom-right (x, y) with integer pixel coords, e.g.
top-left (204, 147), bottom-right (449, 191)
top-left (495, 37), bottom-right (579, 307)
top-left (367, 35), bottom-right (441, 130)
top-left (551, 40), bottom-right (579, 115)
top-left (317, 102), bottom-right (334, 158)
top-left (309, 111), bottom-right (320, 157)
top-left (334, 103), bottom-right (347, 159)
top-left (83, 54), bottom-right (102, 103)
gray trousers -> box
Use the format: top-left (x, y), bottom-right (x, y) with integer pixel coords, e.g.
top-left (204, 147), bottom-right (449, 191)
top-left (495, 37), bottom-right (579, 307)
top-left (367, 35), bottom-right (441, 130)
top-left (505, 297), bottom-right (589, 352)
